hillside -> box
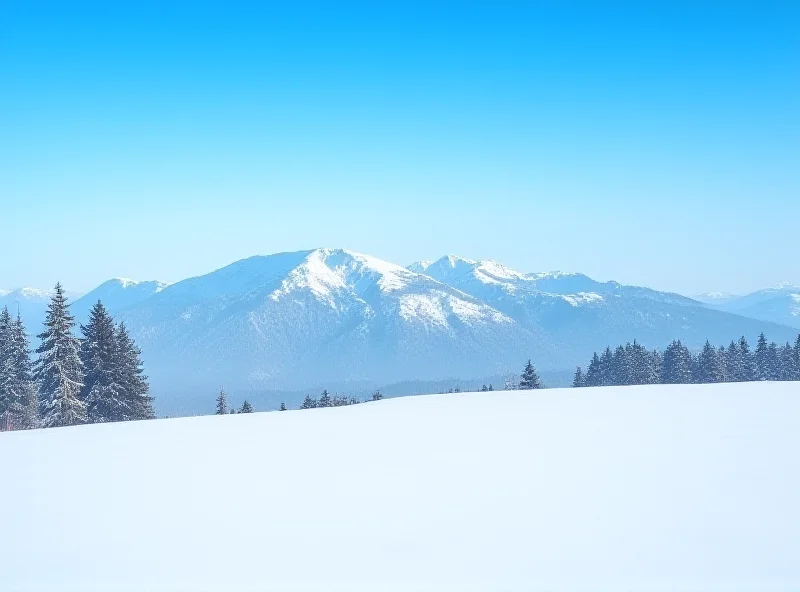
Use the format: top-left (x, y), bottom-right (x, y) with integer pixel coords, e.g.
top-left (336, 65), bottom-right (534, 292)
top-left (2, 382), bottom-right (799, 591)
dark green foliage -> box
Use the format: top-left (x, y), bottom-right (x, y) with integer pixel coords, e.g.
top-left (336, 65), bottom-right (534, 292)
top-left (300, 395), bottom-right (317, 409)
top-left (34, 284), bottom-right (86, 428)
top-left (239, 400), bottom-right (253, 413)
top-left (572, 366), bottom-right (585, 388)
top-left (519, 359), bottom-right (541, 390)
top-left (114, 323), bottom-right (155, 421)
top-left (80, 301), bottom-right (123, 422)
top-left (215, 389), bottom-right (229, 415)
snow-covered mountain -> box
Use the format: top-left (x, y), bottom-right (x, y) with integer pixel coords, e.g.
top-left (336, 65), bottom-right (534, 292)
top-left (71, 278), bottom-right (168, 322)
top-left (703, 283), bottom-right (800, 329)
top-left (117, 249), bottom-right (548, 411)
top-left (0, 286), bottom-right (83, 328)
top-left (86, 248), bottom-right (795, 414)
top-left (8, 250), bottom-right (799, 415)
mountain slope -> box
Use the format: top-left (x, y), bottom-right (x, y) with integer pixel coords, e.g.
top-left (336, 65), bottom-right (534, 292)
top-left (0, 286), bottom-right (83, 329)
top-left (3, 383), bottom-right (799, 591)
top-left (120, 249), bottom-right (547, 411)
top-left (71, 278), bottom-right (167, 322)
top-left (411, 255), bottom-right (797, 353)
top-left (708, 284), bottom-right (800, 329)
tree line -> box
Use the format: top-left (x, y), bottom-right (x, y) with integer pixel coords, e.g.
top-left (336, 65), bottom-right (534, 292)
top-left (0, 284), bottom-right (153, 431)
top-left (572, 333), bottom-right (800, 388)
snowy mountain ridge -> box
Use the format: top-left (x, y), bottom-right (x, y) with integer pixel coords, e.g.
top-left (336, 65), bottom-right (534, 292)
top-left (4, 249), bottom-right (799, 415)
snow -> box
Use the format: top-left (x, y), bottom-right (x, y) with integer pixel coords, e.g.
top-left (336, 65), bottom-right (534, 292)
top-left (2, 382), bottom-right (799, 591)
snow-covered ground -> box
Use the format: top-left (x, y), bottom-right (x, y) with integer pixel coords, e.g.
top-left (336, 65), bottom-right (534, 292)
top-left (2, 382), bottom-right (800, 591)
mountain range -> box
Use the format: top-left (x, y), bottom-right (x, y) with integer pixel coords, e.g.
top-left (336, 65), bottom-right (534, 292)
top-left (3, 249), bottom-right (799, 414)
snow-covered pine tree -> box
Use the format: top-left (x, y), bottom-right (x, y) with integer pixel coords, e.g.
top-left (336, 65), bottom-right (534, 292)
top-left (239, 400), bottom-right (253, 413)
top-left (765, 342), bottom-right (781, 380)
top-left (519, 359), bottom-right (542, 389)
top-left (0, 307), bottom-right (20, 429)
top-left (279, 402), bottom-right (287, 411)
top-left (717, 345), bottom-right (730, 382)
top-left (755, 333), bottom-right (770, 380)
top-left (599, 347), bottom-right (614, 386)
top-left (584, 352), bottom-right (601, 386)
top-left (34, 284), bottom-right (86, 427)
top-left (572, 366), bottom-right (585, 387)
top-left (5, 312), bottom-right (39, 429)
top-left (488, 384), bottom-right (493, 391)
top-left (611, 345), bottom-right (631, 386)
top-left (300, 395), bottom-right (316, 409)
top-left (215, 388), bottom-right (229, 414)
top-left (695, 340), bottom-right (725, 383)
top-left (738, 336), bottom-right (756, 381)
top-left (725, 340), bottom-right (741, 381)
top-left (779, 342), bottom-right (794, 381)
top-left (661, 340), bottom-right (694, 384)
top-left (318, 389), bottom-right (331, 407)
top-left (115, 323), bottom-right (155, 421)
top-left (80, 301), bottom-right (123, 422)
top-left (793, 335), bottom-right (800, 381)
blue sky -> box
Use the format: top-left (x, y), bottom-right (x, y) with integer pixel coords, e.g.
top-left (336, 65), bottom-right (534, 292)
top-left (2, 2), bottom-right (798, 295)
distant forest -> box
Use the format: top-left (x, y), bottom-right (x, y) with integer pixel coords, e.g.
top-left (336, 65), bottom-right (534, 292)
top-left (572, 334), bottom-right (800, 388)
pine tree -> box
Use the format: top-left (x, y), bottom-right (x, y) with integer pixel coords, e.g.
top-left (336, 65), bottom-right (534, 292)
top-left (717, 345), bottom-right (730, 382)
top-left (572, 366), bottom-right (585, 388)
top-left (488, 384), bottom-right (493, 391)
top-left (318, 389), bottom-right (331, 407)
top-left (755, 333), bottom-right (770, 380)
top-left (519, 359), bottom-right (542, 389)
top-left (765, 341), bottom-right (781, 380)
top-left (279, 402), bottom-right (287, 411)
top-left (300, 395), bottom-right (316, 409)
top-left (0, 307), bottom-right (20, 428)
top-left (599, 347), bottom-right (614, 386)
top-left (661, 340), bottom-right (694, 384)
top-left (793, 335), bottom-right (800, 381)
top-left (80, 301), bottom-right (124, 423)
top-left (5, 313), bottom-right (39, 429)
top-left (585, 352), bottom-right (602, 387)
top-left (239, 400), bottom-right (253, 413)
top-left (372, 390), bottom-right (383, 401)
top-left (34, 284), bottom-right (86, 428)
top-left (480, 384), bottom-right (488, 392)
top-left (114, 323), bottom-right (154, 420)
top-left (779, 342), bottom-right (794, 381)
top-left (695, 340), bottom-right (725, 384)
top-left (738, 336), bottom-right (756, 381)
top-left (215, 388), bottom-right (229, 415)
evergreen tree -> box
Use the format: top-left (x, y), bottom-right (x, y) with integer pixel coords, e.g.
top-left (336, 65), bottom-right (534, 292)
top-left (318, 389), bottom-right (331, 407)
top-left (279, 402), bottom-right (287, 411)
top-left (599, 347), bottom-right (614, 386)
top-left (481, 384), bottom-right (488, 392)
top-left (717, 345), bottom-right (730, 382)
top-left (755, 333), bottom-right (771, 380)
top-left (34, 284), bottom-right (86, 427)
top-left (488, 384), bottom-right (493, 391)
top-left (738, 336), bottom-right (756, 381)
top-left (6, 313), bottom-right (39, 429)
top-left (661, 340), bottom-right (694, 384)
top-left (80, 301), bottom-right (123, 422)
top-left (793, 335), bottom-right (800, 381)
top-left (779, 342), bottom-right (795, 381)
top-left (611, 345), bottom-right (631, 385)
top-left (644, 348), bottom-right (662, 384)
top-left (114, 323), bottom-right (154, 420)
top-left (765, 341), bottom-right (781, 380)
top-left (239, 400), bottom-right (253, 413)
top-left (695, 340), bottom-right (726, 384)
top-left (725, 340), bottom-right (741, 381)
top-left (584, 352), bottom-right (602, 387)
top-left (372, 390), bottom-right (383, 401)
top-left (519, 359), bottom-right (542, 389)
top-left (572, 366), bottom-right (585, 388)
top-left (215, 388), bottom-right (229, 415)
top-left (300, 395), bottom-right (316, 409)
top-left (0, 307), bottom-right (21, 428)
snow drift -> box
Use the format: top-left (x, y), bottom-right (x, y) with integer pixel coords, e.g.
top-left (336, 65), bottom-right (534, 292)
top-left (2, 381), bottom-right (799, 591)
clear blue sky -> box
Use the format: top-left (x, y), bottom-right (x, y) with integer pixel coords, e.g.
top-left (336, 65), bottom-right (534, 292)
top-left (2, 2), bottom-right (798, 295)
